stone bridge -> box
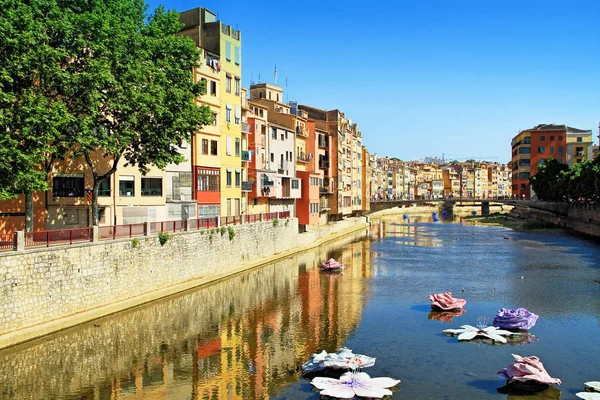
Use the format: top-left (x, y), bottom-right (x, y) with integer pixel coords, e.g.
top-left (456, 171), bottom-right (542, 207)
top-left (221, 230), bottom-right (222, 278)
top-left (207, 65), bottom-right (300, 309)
top-left (369, 199), bottom-right (529, 216)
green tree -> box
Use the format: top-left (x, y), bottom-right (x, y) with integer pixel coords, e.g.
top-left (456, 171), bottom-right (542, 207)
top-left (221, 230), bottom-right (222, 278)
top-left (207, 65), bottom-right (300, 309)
top-left (0, 0), bottom-right (75, 231)
top-left (529, 158), bottom-right (569, 201)
top-left (60, 1), bottom-right (211, 225)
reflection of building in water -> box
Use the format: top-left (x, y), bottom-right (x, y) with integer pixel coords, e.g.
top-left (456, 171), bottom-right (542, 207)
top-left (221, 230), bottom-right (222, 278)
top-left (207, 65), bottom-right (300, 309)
top-left (0, 233), bottom-right (368, 400)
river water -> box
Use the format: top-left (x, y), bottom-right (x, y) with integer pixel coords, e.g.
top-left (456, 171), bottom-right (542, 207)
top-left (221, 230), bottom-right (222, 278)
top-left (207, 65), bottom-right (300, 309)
top-left (1, 216), bottom-right (599, 400)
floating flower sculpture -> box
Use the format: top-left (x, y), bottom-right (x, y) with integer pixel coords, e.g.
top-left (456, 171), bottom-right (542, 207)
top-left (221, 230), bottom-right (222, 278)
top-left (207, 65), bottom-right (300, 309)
top-left (311, 370), bottom-right (400, 399)
top-left (443, 317), bottom-right (518, 344)
top-left (302, 348), bottom-right (375, 374)
top-left (498, 354), bottom-right (561, 385)
top-left (428, 291), bottom-right (467, 311)
top-left (577, 381), bottom-right (600, 399)
top-left (493, 308), bottom-right (539, 330)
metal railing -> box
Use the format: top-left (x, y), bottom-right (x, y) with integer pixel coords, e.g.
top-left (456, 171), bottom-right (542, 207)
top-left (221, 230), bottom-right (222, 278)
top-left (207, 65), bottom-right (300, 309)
top-left (25, 227), bottom-right (92, 248)
top-left (222, 215), bottom-right (242, 226)
top-left (188, 217), bottom-right (218, 230)
top-left (3, 212), bottom-right (295, 252)
top-left (241, 150), bottom-right (250, 161)
top-left (0, 233), bottom-right (13, 252)
top-left (99, 223), bottom-right (145, 240)
top-left (151, 220), bottom-right (187, 233)
top-left (242, 181), bottom-right (253, 192)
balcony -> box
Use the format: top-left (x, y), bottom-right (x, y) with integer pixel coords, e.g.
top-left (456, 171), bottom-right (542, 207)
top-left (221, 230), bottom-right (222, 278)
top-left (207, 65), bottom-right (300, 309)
top-left (295, 126), bottom-right (308, 137)
top-left (242, 122), bottom-right (251, 134)
top-left (318, 138), bottom-right (328, 148)
top-left (576, 151), bottom-right (584, 156)
top-left (319, 160), bottom-right (329, 169)
top-left (297, 152), bottom-right (311, 163)
top-left (242, 181), bottom-right (252, 192)
top-left (241, 150), bottom-right (251, 162)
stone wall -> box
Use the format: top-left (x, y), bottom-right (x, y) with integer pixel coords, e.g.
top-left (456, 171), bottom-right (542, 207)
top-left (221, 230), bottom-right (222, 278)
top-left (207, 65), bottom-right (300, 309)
top-left (0, 216), bottom-right (369, 348)
top-left (511, 202), bottom-right (600, 238)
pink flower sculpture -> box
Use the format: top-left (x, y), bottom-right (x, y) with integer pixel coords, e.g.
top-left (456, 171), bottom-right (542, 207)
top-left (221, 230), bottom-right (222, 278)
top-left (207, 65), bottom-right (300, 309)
top-left (428, 292), bottom-right (467, 311)
top-left (498, 354), bottom-right (561, 385)
top-left (311, 371), bottom-right (400, 399)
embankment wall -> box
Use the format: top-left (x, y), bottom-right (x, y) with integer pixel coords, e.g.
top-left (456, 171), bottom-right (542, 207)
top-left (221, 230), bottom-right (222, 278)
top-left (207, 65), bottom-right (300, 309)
top-left (0, 217), bottom-right (369, 348)
top-left (511, 202), bottom-right (600, 238)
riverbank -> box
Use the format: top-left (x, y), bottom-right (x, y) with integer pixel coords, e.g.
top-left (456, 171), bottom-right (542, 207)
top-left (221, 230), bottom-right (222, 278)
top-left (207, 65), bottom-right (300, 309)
top-left (0, 216), bottom-right (368, 349)
top-left (369, 203), bottom-right (513, 219)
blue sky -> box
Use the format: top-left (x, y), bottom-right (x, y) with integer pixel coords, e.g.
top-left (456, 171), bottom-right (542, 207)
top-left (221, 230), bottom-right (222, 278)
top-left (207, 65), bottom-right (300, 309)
top-left (147, 0), bottom-right (600, 164)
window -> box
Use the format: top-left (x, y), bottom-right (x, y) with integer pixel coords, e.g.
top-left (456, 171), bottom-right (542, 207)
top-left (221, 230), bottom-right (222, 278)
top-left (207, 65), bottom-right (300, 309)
top-left (558, 136), bottom-right (563, 140)
top-left (197, 168), bottom-right (219, 191)
top-left (235, 138), bottom-right (240, 156)
top-left (141, 178), bottom-right (162, 196)
top-left (234, 106), bottom-right (240, 125)
top-left (119, 176), bottom-right (135, 197)
top-left (226, 42), bottom-right (231, 61)
top-left (518, 172), bottom-right (530, 179)
top-left (280, 134), bottom-right (284, 141)
top-left (270, 153), bottom-right (274, 162)
top-left (210, 81), bottom-right (217, 96)
top-left (226, 107), bottom-right (231, 124)
top-left (271, 127), bottom-right (277, 139)
top-left (558, 146), bottom-right (563, 156)
top-left (550, 146), bottom-right (554, 153)
top-left (226, 76), bottom-right (231, 93)
top-left (226, 136), bottom-right (232, 155)
top-left (524, 137), bottom-right (531, 144)
top-left (235, 169), bottom-right (240, 187)
top-left (200, 78), bottom-right (207, 94)
top-left (276, 93), bottom-right (280, 102)
top-left (538, 146), bottom-right (545, 153)
top-left (98, 178), bottom-right (111, 197)
top-left (518, 159), bottom-right (530, 166)
top-left (577, 137), bottom-right (582, 142)
top-left (550, 136), bottom-right (554, 141)
top-left (519, 147), bottom-right (530, 154)
top-left (234, 78), bottom-right (240, 95)
top-left (234, 46), bottom-right (240, 65)
top-left (202, 139), bottom-right (209, 155)
top-left (226, 169), bottom-right (232, 187)
top-left (521, 184), bottom-right (526, 191)
top-left (292, 180), bottom-right (299, 189)
top-left (211, 113), bottom-right (217, 126)
top-left (540, 136), bottom-right (545, 141)
top-left (53, 176), bottom-right (84, 197)
top-left (310, 203), bottom-right (319, 214)
top-left (211, 140), bottom-right (218, 155)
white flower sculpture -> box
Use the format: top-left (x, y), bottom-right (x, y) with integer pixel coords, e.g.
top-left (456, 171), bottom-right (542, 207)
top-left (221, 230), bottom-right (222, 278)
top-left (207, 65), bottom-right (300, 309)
top-left (443, 317), bottom-right (519, 344)
top-left (311, 371), bottom-right (400, 399)
top-left (577, 381), bottom-right (600, 399)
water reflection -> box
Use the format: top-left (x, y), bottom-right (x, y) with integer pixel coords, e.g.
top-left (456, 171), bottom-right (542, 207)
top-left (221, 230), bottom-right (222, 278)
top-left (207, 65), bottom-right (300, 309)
top-left (0, 232), bottom-right (370, 400)
top-left (428, 309), bottom-right (467, 323)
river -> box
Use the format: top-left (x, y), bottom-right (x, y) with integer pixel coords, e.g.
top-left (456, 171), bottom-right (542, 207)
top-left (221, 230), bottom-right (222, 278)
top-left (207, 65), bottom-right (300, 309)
top-left (1, 216), bottom-right (599, 399)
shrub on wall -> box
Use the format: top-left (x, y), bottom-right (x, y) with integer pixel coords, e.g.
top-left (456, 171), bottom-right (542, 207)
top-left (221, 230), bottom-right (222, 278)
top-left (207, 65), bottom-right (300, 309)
top-left (158, 232), bottom-right (169, 246)
top-left (273, 218), bottom-right (279, 227)
top-left (131, 238), bottom-right (139, 248)
top-left (228, 226), bottom-right (235, 241)
top-left (220, 226), bottom-right (227, 236)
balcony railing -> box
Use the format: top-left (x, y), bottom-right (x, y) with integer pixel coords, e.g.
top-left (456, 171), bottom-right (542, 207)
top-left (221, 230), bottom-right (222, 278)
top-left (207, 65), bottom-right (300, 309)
top-left (242, 122), bottom-right (251, 133)
top-left (295, 126), bottom-right (308, 137)
top-left (242, 181), bottom-right (252, 192)
top-left (297, 152), bottom-right (311, 163)
top-left (241, 150), bottom-right (250, 162)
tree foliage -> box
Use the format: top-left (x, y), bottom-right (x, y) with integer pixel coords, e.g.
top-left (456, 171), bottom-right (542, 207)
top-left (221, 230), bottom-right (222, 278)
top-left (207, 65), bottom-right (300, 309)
top-left (0, 0), bottom-right (74, 197)
top-left (1, 0), bottom-right (212, 227)
top-left (530, 157), bottom-right (600, 203)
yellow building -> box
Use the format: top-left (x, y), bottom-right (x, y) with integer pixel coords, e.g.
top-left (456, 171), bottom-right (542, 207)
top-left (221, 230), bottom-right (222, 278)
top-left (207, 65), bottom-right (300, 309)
top-left (179, 7), bottom-right (243, 217)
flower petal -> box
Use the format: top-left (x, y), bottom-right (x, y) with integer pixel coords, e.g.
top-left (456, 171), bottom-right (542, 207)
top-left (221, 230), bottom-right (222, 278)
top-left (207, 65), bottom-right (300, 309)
top-left (353, 384), bottom-right (393, 398)
top-left (311, 377), bottom-right (343, 390)
top-left (484, 332), bottom-right (507, 343)
top-left (320, 385), bottom-right (356, 399)
top-left (458, 330), bottom-right (478, 341)
top-left (460, 325), bottom-right (478, 330)
top-left (369, 377), bottom-right (401, 388)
